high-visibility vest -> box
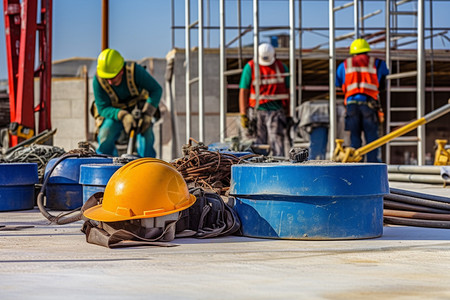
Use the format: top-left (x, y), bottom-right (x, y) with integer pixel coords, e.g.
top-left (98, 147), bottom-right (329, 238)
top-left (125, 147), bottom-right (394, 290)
top-left (342, 54), bottom-right (379, 104)
top-left (96, 62), bottom-right (149, 109)
top-left (248, 60), bottom-right (289, 108)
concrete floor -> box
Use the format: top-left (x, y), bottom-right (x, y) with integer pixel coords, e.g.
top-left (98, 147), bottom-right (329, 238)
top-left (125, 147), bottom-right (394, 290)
top-left (1, 181), bottom-right (449, 300)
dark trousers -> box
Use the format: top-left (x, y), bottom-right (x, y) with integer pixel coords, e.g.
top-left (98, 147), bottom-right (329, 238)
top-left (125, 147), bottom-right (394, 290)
top-left (345, 103), bottom-right (380, 162)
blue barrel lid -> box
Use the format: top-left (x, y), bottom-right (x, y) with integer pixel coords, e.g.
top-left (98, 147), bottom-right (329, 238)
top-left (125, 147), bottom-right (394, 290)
top-left (44, 157), bottom-right (113, 184)
top-left (230, 162), bottom-right (389, 197)
top-left (79, 164), bottom-right (124, 186)
top-left (0, 163), bottom-right (39, 186)
top-left (219, 150), bottom-right (254, 158)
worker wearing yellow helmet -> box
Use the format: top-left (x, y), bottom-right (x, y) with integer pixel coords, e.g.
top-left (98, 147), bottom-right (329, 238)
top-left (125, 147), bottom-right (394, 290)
top-left (93, 49), bottom-right (162, 157)
top-left (336, 38), bottom-right (389, 162)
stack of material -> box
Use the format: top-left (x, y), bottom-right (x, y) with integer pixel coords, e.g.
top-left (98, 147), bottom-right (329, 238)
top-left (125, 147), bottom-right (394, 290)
top-left (384, 188), bottom-right (450, 229)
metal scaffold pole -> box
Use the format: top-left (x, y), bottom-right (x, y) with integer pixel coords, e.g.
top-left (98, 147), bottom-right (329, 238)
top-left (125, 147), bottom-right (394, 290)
top-left (297, 0), bottom-right (303, 108)
top-left (417, 0), bottom-right (425, 165)
top-left (253, 0), bottom-right (260, 105)
top-left (354, 0), bottom-right (360, 39)
top-left (328, 0), bottom-right (336, 158)
top-left (385, 0), bottom-right (392, 164)
top-left (219, 0), bottom-right (226, 142)
top-left (198, 0), bottom-right (205, 143)
top-left (289, 0), bottom-right (296, 119)
top-left (185, 0), bottom-right (191, 143)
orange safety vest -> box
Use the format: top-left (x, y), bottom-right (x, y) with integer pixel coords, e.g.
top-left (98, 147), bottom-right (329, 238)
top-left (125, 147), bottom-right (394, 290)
top-left (342, 54), bottom-right (379, 104)
top-left (248, 60), bottom-right (289, 108)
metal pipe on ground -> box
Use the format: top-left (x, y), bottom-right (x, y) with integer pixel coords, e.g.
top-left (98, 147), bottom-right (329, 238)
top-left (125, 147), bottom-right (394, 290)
top-left (384, 193), bottom-right (450, 210)
top-left (390, 187), bottom-right (450, 203)
top-left (384, 209), bottom-right (450, 221)
top-left (388, 173), bottom-right (445, 184)
top-left (384, 216), bottom-right (450, 229)
top-left (384, 200), bottom-right (450, 214)
top-left (388, 165), bottom-right (442, 174)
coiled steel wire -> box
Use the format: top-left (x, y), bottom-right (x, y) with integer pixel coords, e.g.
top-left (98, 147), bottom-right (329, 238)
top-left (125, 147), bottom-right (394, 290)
top-left (171, 138), bottom-right (259, 195)
top-left (1, 144), bottom-right (66, 180)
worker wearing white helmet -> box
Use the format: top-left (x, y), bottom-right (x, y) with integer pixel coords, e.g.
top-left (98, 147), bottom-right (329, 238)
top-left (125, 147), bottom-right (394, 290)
top-left (239, 43), bottom-right (290, 157)
top-left (336, 39), bottom-right (389, 162)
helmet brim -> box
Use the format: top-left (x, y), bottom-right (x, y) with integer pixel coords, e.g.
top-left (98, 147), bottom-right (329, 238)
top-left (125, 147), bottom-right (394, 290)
top-left (97, 68), bottom-right (121, 79)
top-left (83, 194), bottom-right (196, 222)
top-left (259, 56), bottom-right (275, 66)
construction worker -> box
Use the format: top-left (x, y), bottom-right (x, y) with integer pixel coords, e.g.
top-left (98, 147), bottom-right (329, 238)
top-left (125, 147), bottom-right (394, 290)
top-left (239, 43), bottom-right (290, 157)
top-left (93, 48), bottom-right (162, 157)
top-left (336, 38), bottom-right (389, 162)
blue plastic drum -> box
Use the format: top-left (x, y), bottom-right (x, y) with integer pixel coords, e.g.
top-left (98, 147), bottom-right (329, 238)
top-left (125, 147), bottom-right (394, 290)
top-left (230, 162), bottom-right (389, 240)
top-left (79, 164), bottom-right (123, 204)
top-left (0, 163), bottom-right (38, 211)
top-left (44, 157), bottom-right (113, 210)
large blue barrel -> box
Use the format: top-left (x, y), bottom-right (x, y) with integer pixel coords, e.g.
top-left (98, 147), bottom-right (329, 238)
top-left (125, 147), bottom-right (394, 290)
top-left (79, 164), bottom-right (123, 204)
top-left (230, 162), bottom-right (389, 240)
top-left (44, 157), bottom-right (113, 210)
top-left (0, 163), bottom-right (39, 211)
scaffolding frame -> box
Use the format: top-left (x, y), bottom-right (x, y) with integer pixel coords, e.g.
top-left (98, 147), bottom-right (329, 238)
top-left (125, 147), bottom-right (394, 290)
top-left (174, 0), bottom-right (449, 163)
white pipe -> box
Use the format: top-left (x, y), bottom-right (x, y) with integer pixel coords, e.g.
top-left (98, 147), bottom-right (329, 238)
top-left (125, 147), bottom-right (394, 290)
top-left (417, 0), bottom-right (425, 165)
top-left (388, 165), bottom-right (442, 175)
top-left (388, 173), bottom-right (445, 184)
top-left (219, 0), bottom-right (226, 142)
top-left (253, 0), bottom-right (260, 105)
top-left (185, 0), bottom-right (191, 143)
top-left (198, 0), bottom-right (205, 143)
top-left (328, 0), bottom-right (336, 158)
top-left (289, 0), bottom-right (296, 119)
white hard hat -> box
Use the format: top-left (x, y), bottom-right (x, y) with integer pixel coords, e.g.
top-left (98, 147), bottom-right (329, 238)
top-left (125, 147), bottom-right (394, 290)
top-left (258, 43), bottom-right (275, 66)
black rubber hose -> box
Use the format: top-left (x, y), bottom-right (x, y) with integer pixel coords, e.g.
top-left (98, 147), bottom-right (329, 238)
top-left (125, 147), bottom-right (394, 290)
top-left (37, 152), bottom-right (109, 225)
top-left (384, 194), bottom-right (450, 211)
top-left (390, 187), bottom-right (450, 204)
top-left (384, 216), bottom-right (450, 229)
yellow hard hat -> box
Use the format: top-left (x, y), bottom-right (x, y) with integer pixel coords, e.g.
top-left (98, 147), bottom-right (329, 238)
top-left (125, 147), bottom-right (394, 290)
top-left (83, 158), bottom-right (196, 222)
top-left (96, 48), bottom-right (125, 79)
top-left (349, 39), bottom-right (371, 55)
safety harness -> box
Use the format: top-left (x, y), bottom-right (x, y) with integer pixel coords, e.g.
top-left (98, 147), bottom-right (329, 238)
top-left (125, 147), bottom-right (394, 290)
top-left (81, 188), bottom-right (241, 248)
top-left (96, 62), bottom-right (149, 109)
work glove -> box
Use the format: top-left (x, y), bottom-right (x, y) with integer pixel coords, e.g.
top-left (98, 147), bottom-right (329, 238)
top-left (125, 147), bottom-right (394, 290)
top-left (138, 115), bottom-right (153, 134)
top-left (240, 114), bottom-right (249, 129)
top-left (118, 110), bottom-right (136, 135)
top-left (138, 102), bottom-right (158, 134)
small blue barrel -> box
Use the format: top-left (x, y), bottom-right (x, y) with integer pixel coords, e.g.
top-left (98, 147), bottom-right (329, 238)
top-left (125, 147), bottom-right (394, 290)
top-left (230, 162), bottom-right (389, 240)
top-left (0, 163), bottom-right (39, 211)
top-left (79, 164), bottom-right (124, 204)
top-left (44, 157), bottom-right (113, 210)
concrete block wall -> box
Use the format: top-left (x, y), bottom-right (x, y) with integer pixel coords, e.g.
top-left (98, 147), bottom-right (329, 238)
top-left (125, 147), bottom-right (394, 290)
top-left (51, 78), bottom-right (92, 151)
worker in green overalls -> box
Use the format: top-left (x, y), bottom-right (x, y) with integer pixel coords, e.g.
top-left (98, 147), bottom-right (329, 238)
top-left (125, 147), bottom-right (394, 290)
top-left (93, 49), bottom-right (162, 157)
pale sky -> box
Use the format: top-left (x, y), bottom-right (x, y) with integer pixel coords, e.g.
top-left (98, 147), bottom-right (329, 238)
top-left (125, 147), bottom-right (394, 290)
top-left (1, 0), bottom-right (449, 81)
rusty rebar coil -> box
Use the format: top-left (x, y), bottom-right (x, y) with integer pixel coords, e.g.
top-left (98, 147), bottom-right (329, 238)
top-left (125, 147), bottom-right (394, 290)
top-left (171, 138), bottom-right (257, 195)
